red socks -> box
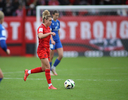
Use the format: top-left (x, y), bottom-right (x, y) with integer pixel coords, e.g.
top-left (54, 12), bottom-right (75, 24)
top-left (30, 68), bottom-right (51, 84)
top-left (31, 67), bottom-right (43, 73)
top-left (45, 69), bottom-right (51, 84)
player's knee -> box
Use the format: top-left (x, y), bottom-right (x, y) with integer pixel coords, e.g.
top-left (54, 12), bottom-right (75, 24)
top-left (41, 66), bottom-right (45, 72)
top-left (0, 73), bottom-right (4, 79)
top-left (0, 72), bottom-right (3, 82)
top-left (51, 55), bottom-right (54, 60)
top-left (51, 53), bottom-right (54, 58)
top-left (59, 54), bottom-right (63, 59)
top-left (45, 64), bottom-right (50, 69)
top-left (2, 74), bottom-right (3, 78)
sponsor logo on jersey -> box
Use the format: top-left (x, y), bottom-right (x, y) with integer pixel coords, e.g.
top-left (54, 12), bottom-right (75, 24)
top-left (39, 28), bottom-right (43, 32)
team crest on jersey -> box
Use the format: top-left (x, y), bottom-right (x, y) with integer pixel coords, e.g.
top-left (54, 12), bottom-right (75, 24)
top-left (39, 28), bottom-right (43, 32)
top-left (57, 23), bottom-right (59, 26)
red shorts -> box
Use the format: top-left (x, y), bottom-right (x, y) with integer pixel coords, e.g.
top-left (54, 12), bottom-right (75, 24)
top-left (37, 48), bottom-right (50, 61)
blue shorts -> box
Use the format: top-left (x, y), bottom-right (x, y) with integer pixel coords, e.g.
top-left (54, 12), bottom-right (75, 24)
top-left (50, 39), bottom-right (63, 50)
top-left (0, 40), bottom-right (7, 52)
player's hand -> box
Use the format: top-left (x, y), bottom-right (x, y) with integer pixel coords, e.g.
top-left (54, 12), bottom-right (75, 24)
top-left (51, 40), bottom-right (55, 45)
top-left (6, 49), bottom-right (10, 55)
top-left (50, 32), bottom-right (56, 36)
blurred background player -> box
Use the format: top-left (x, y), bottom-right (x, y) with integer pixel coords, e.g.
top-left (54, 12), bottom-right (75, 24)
top-left (0, 69), bottom-right (3, 82)
top-left (24, 10), bottom-right (57, 89)
top-left (0, 10), bottom-right (10, 82)
top-left (50, 10), bottom-right (63, 76)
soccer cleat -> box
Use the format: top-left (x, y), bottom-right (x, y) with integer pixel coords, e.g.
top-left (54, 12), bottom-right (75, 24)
top-left (48, 85), bottom-right (57, 89)
top-left (50, 71), bottom-right (54, 76)
top-left (52, 67), bottom-right (58, 76)
top-left (24, 69), bottom-right (29, 81)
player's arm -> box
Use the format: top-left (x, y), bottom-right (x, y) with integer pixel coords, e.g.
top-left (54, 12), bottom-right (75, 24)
top-left (38, 27), bottom-right (55, 39)
top-left (50, 29), bottom-right (55, 45)
top-left (58, 30), bottom-right (60, 38)
top-left (38, 32), bottom-right (55, 39)
top-left (0, 30), bottom-right (10, 55)
top-left (58, 21), bottom-right (60, 38)
top-left (50, 35), bottom-right (55, 45)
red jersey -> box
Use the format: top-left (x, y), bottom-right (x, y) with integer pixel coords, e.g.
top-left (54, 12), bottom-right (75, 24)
top-left (37, 24), bottom-right (51, 51)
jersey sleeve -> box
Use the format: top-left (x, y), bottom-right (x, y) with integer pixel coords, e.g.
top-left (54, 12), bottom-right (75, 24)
top-left (2, 30), bottom-right (6, 37)
top-left (37, 27), bottom-right (43, 34)
top-left (0, 28), bottom-right (7, 40)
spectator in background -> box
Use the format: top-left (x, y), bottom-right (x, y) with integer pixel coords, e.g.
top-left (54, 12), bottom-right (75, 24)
top-left (39, 0), bottom-right (46, 5)
top-left (0, 0), bottom-right (4, 11)
top-left (0, 0), bottom-right (127, 17)
top-left (120, 0), bottom-right (126, 4)
top-left (3, 0), bottom-right (13, 16)
top-left (45, 0), bottom-right (49, 5)
top-left (25, 0), bottom-right (33, 16)
top-left (104, 0), bottom-right (111, 5)
top-left (126, 0), bottom-right (128, 4)
top-left (111, 0), bottom-right (117, 5)
top-left (79, 0), bottom-right (90, 5)
top-left (25, 0), bottom-right (33, 8)
top-left (48, 0), bottom-right (59, 5)
top-left (12, 0), bottom-right (20, 16)
top-left (99, 0), bottom-right (104, 5)
top-left (58, 0), bottom-right (70, 5)
top-left (32, 0), bottom-right (40, 6)
top-left (73, 0), bottom-right (80, 5)
top-left (27, 0), bottom-right (40, 16)
top-left (98, 0), bottom-right (121, 5)
top-left (69, 0), bottom-right (75, 5)
top-left (15, 4), bottom-right (23, 16)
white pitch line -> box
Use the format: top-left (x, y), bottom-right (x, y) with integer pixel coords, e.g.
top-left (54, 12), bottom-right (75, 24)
top-left (4, 78), bottom-right (77, 81)
top-left (3, 78), bottom-right (124, 81)
top-left (3, 71), bottom-right (23, 74)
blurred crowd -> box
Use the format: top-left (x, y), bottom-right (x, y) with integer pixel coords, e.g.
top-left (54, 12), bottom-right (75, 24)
top-left (0, 0), bottom-right (128, 16)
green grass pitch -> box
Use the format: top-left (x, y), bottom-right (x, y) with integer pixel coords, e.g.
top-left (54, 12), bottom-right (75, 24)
top-left (0, 56), bottom-right (128, 100)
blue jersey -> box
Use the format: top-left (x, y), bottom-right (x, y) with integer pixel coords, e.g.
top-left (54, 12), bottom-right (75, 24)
top-left (50, 19), bottom-right (60, 41)
top-left (0, 24), bottom-right (7, 52)
top-left (0, 24), bottom-right (6, 40)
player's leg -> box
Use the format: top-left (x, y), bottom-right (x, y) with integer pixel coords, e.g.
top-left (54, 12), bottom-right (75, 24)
top-left (41, 58), bottom-right (57, 89)
top-left (24, 65), bottom-right (45, 81)
top-left (56, 47), bottom-right (63, 61)
top-left (0, 69), bottom-right (3, 82)
top-left (24, 50), bottom-right (46, 81)
top-left (52, 41), bottom-right (63, 75)
top-left (50, 50), bottom-right (54, 67)
top-left (50, 49), bottom-right (54, 76)
top-left (50, 42), bottom-right (55, 75)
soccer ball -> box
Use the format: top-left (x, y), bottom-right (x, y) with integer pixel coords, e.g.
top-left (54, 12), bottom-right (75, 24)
top-left (64, 79), bottom-right (75, 89)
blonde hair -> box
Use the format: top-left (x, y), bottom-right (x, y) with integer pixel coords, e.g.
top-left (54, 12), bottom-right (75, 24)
top-left (42, 10), bottom-right (51, 23)
top-left (0, 11), bottom-right (4, 20)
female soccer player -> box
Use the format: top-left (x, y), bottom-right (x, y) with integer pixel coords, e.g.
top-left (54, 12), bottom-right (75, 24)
top-left (0, 11), bottom-right (10, 82)
top-left (24, 10), bottom-right (57, 89)
top-left (0, 69), bottom-right (3, 82)
top-left (50, 10), bottom-right (63, 76)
